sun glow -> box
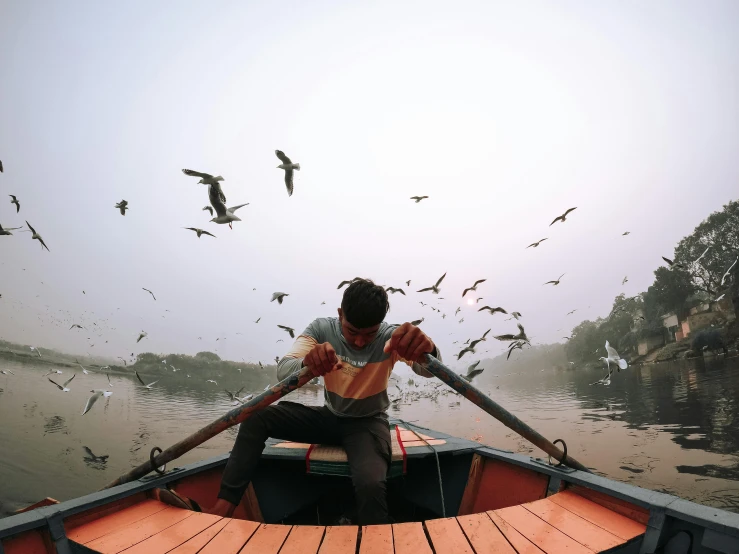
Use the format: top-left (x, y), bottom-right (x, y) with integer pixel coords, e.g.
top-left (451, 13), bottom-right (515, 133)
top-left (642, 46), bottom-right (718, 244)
top-left (466, 298), bottom-right (475, 306)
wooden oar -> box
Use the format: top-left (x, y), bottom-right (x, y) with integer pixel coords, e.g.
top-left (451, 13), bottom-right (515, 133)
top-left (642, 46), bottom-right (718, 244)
top-left (423, 354), bottom-right (590, 472)
top-left (102, 366), bottom-right (314, 489)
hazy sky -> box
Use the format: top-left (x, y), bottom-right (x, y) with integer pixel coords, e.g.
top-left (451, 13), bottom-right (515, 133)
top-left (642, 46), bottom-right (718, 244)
top-left (1, 1), bottom-right (738, 369)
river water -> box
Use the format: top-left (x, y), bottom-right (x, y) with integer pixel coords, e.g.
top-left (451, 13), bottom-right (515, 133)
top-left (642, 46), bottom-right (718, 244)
top-left (1, 355), bottom-right (738, 517)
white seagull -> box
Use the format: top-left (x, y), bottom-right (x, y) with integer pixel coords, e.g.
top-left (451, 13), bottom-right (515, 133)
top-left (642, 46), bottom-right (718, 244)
top-left (207, 183), bottom-right (248, 229)
top-left (277, 325), bottom-right (295, 338)
top-left (417, 273), bottom-right (447, 294)
top-left (184, 227), bottom-right (216, 239)
top-left (135, 371), bottom-right (159, 389)
top-left (82, 390), bottom-right (112, 415)
top-left (462, 361), bottom-right (484, 381)
top-left (75, 359), bottom-right (93, 375)
top-left (721, 257), bottom-right (738, 286)
top-left (25, 221), bottom-right (50, 252)
top-left (271, 292), bottom-right (289, 304)
top-left (206, 379), bottom-right (218, 385)
top-left (599, 341), bottom-right (628, 373)
top-left (462, 279), bottom-right (486, 297)
top-left (410, 196), bottom-right (429, 203)
top-left (49, 374), bottom-right (76, 392)
top-left (136, 331), bottom-right (148, 343)
top-left (0, 223), bottom-right (22, 236)
top-left (275, 150), bottom-right (300, 196)
top-left (9, 195), bottom-right (20, 213)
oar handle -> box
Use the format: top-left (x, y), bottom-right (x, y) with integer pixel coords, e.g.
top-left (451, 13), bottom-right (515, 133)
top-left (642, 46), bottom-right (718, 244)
top-left (103, 366), bottom-right (315, 490)
top-left (421, 354), bottom-right (590, 473)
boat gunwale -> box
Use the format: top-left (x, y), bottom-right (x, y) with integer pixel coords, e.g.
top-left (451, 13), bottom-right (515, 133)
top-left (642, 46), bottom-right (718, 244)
top-left (2, 425), bottom-right (739, 543)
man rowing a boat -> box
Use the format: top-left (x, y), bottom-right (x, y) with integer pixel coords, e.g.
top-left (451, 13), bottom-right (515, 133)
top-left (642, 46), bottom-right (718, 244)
top-left (210, 278), bottom-right (441, 524)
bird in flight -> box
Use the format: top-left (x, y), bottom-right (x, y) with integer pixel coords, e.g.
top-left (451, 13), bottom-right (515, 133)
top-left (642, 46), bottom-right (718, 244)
top-left (274, 356), bottom-right (280, 364)
top-left (135, 371), bottom-right (159, 389)
top-left (544, 274), bottom-right (566, 286)
top-left (600, 341), bottom-right (628, 374)
top-left (182, 168), bottom-right (226, 199)
top-left (136, 331), bottom-right (148, 343)
top-left (494, 323), bottom-right (529, 344)
top-left (271, 292), bottom-right (289, 304)
top-left (255, 317), bottom-right (261, 323)
top-left (275, 150), bottom-right (300, 197)
top-left (462, 279), bottom-right (486, 297)
top-left (661, 256), bottom-right (685, 269)
top-left (9, 195), bottom-right (19, 213)
top-left (0, 160), bottom-right (3, 172)
top-left (410, 196), bottom-right (429, 203)
top-left (622, 231), bottom-right (630, 236)
top-left (510, 311), bottom-right (522, 320)
top-left (277, 325), bottom-right (295, 338)
top-left (417, 273), bottom-right (447, 294)
top-left (405, 280), bottom-right (411, 286)
top-left (115, 200), bottom-right (128, 216)
top-left (184, 227), bottom-right (216, 239)
top-left (206, 184), bottom-right (248, 229)
top-left (0, 223), bottom-right (22, 236)
top-left (566, 309), bottom-right (577, 315)
top-left (385, 287), bottom-right (406, 295)
top-left (82, 390), bottom-right (112, 415)
top-left (478, 306), bottom-right (507, 316)
top-left (69, 324), bottom-right (84, 330)
top-left (462, 361), bottom-right (484, 381)
top-left (48, 374), bottom-right (76, 392)
top-left (142, 288), bottom-right (156, 300)
top-left (25, 221), bottom-right (49, 251)
top-left (622, 276), bottom-right (628, 285)
top-left (694, 246), bottom-right (710, 265)
top-left (721, 257), bottom-right (738, 286)
top-left (526, 238), bottom-right (547, 249)
top-left (549, 207), bottom-right (577, 226)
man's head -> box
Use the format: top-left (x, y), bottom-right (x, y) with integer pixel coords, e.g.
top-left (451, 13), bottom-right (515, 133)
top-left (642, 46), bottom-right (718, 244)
top-left (338, 278), bottom-right (389, 349)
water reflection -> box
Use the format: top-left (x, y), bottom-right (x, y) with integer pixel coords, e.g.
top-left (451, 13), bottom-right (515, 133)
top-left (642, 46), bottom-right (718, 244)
top-left (0, 355), bottom-right (738, 517)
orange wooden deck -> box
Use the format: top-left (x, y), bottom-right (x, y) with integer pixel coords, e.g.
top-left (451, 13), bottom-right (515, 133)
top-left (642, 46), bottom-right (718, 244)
top-left (59, 490), bottom-right (646, 554)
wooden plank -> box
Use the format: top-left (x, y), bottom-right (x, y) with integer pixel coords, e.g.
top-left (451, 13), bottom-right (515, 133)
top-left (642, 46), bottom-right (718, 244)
top-left (487, 512), bottom-right (546, 554)
top-left (565, 485), bottom-right (650, 525)
top-left (317, 526), bottom-right (358, 554)
top-left (548, 490), bottom-right (647, 540)
top-left (119, 513), bottom-right (222, 554)
top-left (66, 498), bottom-right (167, 544)
top-left (424, 518), bottom-right (474, 554)
top-left (457, 513), bottom-right (517, 554)
top-left (64, 493), bottom-right (149, 532)
top-left (359, 525), bottom-right (393, 554)
top-left (86, 506), bottom-right (194, 553)
top-left (494, 505), bottom-right (594, 554)
top-left (523, 498), bottom-right (624, 551)
top-left (392, 522), bottom-right (432, 554)
top-left (401, 440), bottom-right (446, 447)
top-left (241, 482), bottom-right (265, 523)
top-left (2, 530), bottom-right (51, 554)
top-left (279, 525), bottom-right (325, 554)
top-left (240, 524), bottom-right (292, 554)
top-left (167, 518), bottom-right (230, 554)
top-left (471, 459), bottom-right (549, 513)
top-left (458, 454), bottom-right (484, 516)
top-left (198, 519), bottom-right (260, 554)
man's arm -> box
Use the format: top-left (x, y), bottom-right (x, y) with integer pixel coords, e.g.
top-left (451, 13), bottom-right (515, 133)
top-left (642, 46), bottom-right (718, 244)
top-left (276, 334), bottom-right (318, 381)
top-left (399, 344), bottom-right (440, 378)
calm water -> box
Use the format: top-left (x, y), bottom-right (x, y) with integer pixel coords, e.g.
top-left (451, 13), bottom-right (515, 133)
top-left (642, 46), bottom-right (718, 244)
top-left (1, 356), bottom-right (738, 517)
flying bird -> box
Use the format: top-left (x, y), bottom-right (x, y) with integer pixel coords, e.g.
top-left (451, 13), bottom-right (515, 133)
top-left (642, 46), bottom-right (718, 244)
top-left (48, 374), bottom-right (76, 392)
top-left (207, 183), bottom-right (248, 229)
top-left (9, 195), bottom-right (19, 213)
top-left (271, 292), bottom-right (289, 304)
top-left (136, 331), bottom-right (148, 343)
top-left (566, 309), bottom-right (577, 315)
top-left (69, 324), bottom-right (84, 330)
top-left (543, 274), bottom-right (565, 286)
top-left (526, 238), bottom-right (547, 249)
top-left (275, 150), bottom-right (300, 196)
top-left (277, 325), bottom-right (295, 338)
top-left (75, 359), bottom-right (92, 375)
top-left (410, 196), bottom-right (429, 203)
top-left (661, 256), bottom-right (685, 269)
top-left (142, 288), bottom-right (156, 301)
top-left (114, 200), bottom-right (128, 216)
top-left (622, 232), bottom-right (630, 236)
top-left (494, 323), bottom-right (529, 343)
top-left (417, 273), bottom-right (447, 294)
top-left (0, 160), bottom-right (3, 172)
top-left (0, 223), bottom-right (22, 236)
top-left (550, 207), bottom-right (577, 226)
top-left (135, 371), bottom-right (159, 389)
top-left (274, 356), bottom-right (280, 364)
top-left (478, 306), bottom-right (507, 316)
top-left (25, 221), bottom-right (49, 252)
top-left (255, 317), bottom-right (261, 323)
top-left (182, 168), bottom-right (225, 199)
top-left (721, 257), bottom-right (738, 286)
top-left (462, 361), bottom-right (484, 381)
top-left (510, 312), bottom-right (522, 320)
top-left (456, 346), bottom-right (476, 360)
top-left (622, 276), bottom-right (628, 285)
top-left (385, 287), bottom-right (406, 295)
top-left (600, 341), bottom-right (628, 373)
top-left (82, 390), bottom-right (112, 415)
top-left (1, 370), bottom-right (15, 375)
top-left (184, 227), bottom-right (216, 239)
top-left (694, 246), bottom-right (710, 265)
top-left (206, 379), bottom-right (218, 385)
top-left (406, 280), bottom-right (411, 286)
top-left (462, 279), bottom-right (486, 297)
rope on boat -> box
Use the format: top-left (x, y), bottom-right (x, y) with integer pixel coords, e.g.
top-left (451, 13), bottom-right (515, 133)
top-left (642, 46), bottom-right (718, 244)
top-left (398, 419), bottom-right (446, 518)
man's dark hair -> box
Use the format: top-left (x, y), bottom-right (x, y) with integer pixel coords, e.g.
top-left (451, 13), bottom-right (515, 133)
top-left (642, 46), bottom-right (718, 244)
top-left (341, 278), bottom-right (389, 328)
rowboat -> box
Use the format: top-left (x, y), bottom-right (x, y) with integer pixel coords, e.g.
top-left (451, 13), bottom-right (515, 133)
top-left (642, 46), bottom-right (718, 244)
top-left (2, 359), bottom-right (738, 554)
top-left (2, 419), bottom-right (737, 554)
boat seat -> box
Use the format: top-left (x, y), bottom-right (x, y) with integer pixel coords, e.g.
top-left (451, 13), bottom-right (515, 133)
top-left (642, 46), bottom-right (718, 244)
top-left (59, 489), bottom-right (647, 553)
top-left (271, 424), bottom-right (446, 478)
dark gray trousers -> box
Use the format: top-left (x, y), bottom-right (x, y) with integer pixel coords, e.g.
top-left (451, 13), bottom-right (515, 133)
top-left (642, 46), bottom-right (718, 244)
top-left (218, 401), bottom-right (392, 524)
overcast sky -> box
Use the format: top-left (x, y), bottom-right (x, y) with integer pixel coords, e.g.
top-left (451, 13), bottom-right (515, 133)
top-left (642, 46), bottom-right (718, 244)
top-left (1, 1), bottom-right (738, 368)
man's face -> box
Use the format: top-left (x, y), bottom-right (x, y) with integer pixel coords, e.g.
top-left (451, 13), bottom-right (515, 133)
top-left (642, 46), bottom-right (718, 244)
top-left (338, 309), bottom-right (381, 350)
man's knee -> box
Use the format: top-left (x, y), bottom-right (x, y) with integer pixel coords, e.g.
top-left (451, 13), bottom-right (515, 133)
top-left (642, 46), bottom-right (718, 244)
top-left (237, 407), bottom-right (277, 439)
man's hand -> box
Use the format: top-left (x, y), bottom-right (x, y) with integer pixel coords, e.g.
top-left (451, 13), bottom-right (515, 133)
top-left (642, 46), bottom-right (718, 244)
top-left (304, 342), bottom-right (342, 376)
top-left (383, 322), bottom-right (435, 363)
